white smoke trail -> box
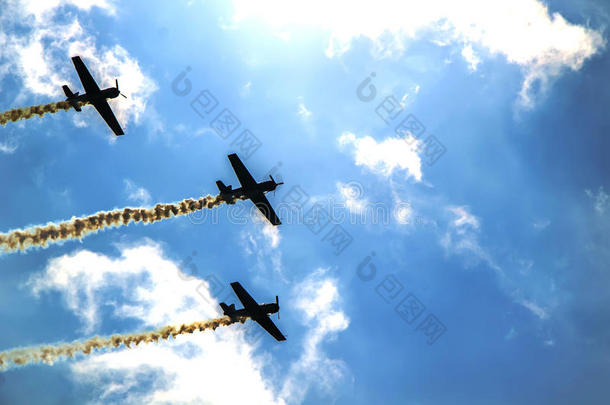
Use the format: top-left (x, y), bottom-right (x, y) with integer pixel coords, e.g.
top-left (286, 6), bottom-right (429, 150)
top-left (0, 316), bottom-right (248, 370)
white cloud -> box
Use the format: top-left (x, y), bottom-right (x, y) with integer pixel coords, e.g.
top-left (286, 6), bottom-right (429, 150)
top-left (241, 217), bottom-right (285, 281)
top-left (281, 269), bottom-right (351, 403)
top-left (23, 0), bottom-right (116, 22)
top-left (0, 142), bottom-right (18, 154)
top-left (262, 221), bottom-right (281, 249)
top-left (585, 186), bottom-right (609, 215)
top-left (297, 101), bottom-right (312, 120)
top-left (0, 2), bottom-right (157, 133)
top-left (441, 206), bottom-right (557, 322)
top-left (517, 298), bottom-right (548, 320)
top-left (0, 131), bottom-right (18, 154)
top-left (337, 181), bottom-right (367, 215)
top-left (26, 240), bottom-right (349, 404)
top-left (393, 200), bottom-right (414, 225)
top-left (448, 206), bottom-right (480, 231)
top-left (461, 44), bottom-right (481, 71)
top-left (241, 81), bottom-right (252, 97)
top-left (440, 205), bottom-right (500, 273)
top-left (532, 218), bottom-right (551, 230)
top-left (339, 132), bottom-right (422, 181)
top-left (232, 0), bottom-right (604, 108)
top-left (27, 241), bottom-right (219, 334)
top-left (124, 179), bottom-right (152, 206)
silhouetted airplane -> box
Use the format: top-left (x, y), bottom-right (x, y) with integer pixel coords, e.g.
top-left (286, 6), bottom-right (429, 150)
top-left (63, 56), bottom-right (125, 136)
top-left (217, 153), bottom-right (283, 226)
top-left (220, 281), bottom-right (286, 342)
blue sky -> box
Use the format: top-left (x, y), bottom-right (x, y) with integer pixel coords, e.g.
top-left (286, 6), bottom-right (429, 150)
top-left (0, 0), bottom-right (609, 403)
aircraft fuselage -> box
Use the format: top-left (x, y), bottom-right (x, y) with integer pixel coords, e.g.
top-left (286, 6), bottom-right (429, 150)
top-left (225, 302), bottom-right (279, 319)
top-left (68, 87), bottom-right (120, 106)
top-left (219, 180), bottom-right (279, 202)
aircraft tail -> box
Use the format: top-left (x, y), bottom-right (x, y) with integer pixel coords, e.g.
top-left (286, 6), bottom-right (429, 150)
top-left (219, 302), bottom-right (235, 316)
top-left (62, 85), bottom-right (75, 98)
top-left (62, 85), bottom-right (81, 111)
top-left (216, 180), bottom-right (232, 194)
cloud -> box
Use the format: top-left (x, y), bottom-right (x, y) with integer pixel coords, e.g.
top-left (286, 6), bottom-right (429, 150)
top-left (517, 298), bottom-right (548, 320)
top-left (0, 143), bottom-right (18, 154)
top-left (280, 269), bottom-right (351, 403)
top-left (262, 222), bottom-right (281, 249)
top-left (532, 218), bottom-right (551, 230)
top-left (336, 181), bottom-right (368, 215)
top-left (25, 240), bottom-right (350, 404)
top-left (440, 206), bottom-right (557, 323)
top-left (0, 131), bottom-right (18, 154)
top-left (232, 0), bottom-right (604, 108)
top-left (585, 186), bottom-right (609, 215)
top-left (241, 81), bottom-right (252, 98)
top-left (240, 217), bottom-right (284, 281)
top-left (398, 84), bottom-right (421, 109)
top-left (297, 99), bottom-right (312, 120)
top-left (0, 2), bottom-right (157, 132)
top-left (440, 205), bottom-right (500, 273)
top-left (124, 179), bottom-right (152, 206)
top-left (448, 206), bottom-right (480, 231)
top-left (393, 200), bottom-right (414, 225)
top-left (22, 0), bottom-right (116, 22)
top-left (461, 44), bottom-right (481, 71)
top-left (27, 241), bottom-right (220, 334)
top-left (339, 132), bottom-right (422, 181)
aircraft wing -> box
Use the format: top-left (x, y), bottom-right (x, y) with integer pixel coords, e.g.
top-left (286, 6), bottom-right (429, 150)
top-left (254, 315), bottom-right (286, 341)
top-left (230, 282), bottom-right (260, 311)
top-left (91, 99), bottom-right (124, 136)
top-left (72, 56), bottom-right (100, 93)
top-left (228, 153), bottom-right (257, 188)
top-left (250, 192), bottom-right (281, 226)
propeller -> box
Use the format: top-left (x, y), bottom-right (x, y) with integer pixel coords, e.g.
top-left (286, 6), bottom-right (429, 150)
top-left (276, 295), bottom-right (280, 320)
top-left (270, 175), bottom-right (284, 197)
top-left (270, 175), bottom-right (284, 186)
top-left (116, 79), bottom-right (127, 98)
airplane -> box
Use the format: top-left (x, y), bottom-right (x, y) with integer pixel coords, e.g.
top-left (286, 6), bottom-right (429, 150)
top-left (220, 281), bottom-right (286, 342)
top-left (217, 153), bottom-right (284, 226)
top-left (62, 56), bottom-right (126, 136)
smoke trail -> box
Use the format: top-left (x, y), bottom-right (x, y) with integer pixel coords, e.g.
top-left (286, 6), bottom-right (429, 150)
top-left (0, 101), bottom-right (87, 126)
top-left (0, 316), bottom-right (248, 370)
top-left (0, 194), bottom-right (242, 253)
